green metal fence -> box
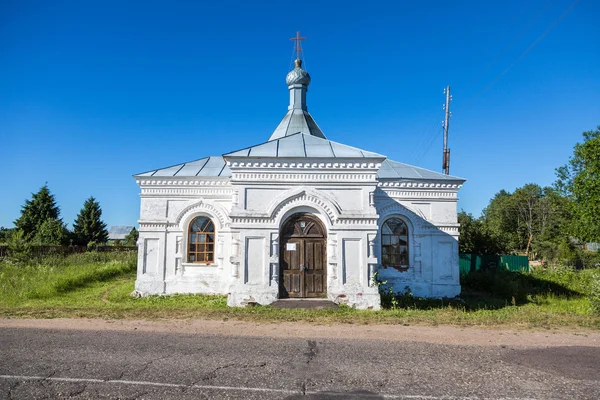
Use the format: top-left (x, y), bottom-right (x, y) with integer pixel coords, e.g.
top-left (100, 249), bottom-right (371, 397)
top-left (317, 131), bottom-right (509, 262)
top-left (459, 254), bottom-right (529, 275)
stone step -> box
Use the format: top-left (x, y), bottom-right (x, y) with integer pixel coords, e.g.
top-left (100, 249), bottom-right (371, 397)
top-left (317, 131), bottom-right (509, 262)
top-left (269, 299), bottom-right (339, 310)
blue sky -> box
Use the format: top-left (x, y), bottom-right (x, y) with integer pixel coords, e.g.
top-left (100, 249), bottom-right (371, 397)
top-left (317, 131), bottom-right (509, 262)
top-left (1, 0), bottom-right (598, 229)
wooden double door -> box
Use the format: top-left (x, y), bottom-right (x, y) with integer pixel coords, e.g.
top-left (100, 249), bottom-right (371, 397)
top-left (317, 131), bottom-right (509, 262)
top-left (280, 213), bottom-right (327, 298)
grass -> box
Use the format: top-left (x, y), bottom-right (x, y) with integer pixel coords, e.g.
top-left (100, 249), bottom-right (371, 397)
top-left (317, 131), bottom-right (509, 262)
top-left (1, 252), bottom-right (599, 329)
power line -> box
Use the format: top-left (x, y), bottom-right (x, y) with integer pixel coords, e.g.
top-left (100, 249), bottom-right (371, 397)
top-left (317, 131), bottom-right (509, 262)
top-left (465, 0), bottom-right (554, 90)
top-left (466, 0), bottom-right (580, 105)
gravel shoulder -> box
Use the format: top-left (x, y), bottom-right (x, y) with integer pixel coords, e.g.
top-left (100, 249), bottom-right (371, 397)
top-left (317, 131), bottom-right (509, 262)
top-left (1, 317), bottom-right (599, 348)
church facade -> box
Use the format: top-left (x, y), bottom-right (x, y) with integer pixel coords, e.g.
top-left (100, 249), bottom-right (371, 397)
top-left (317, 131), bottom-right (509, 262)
top-left (133, 57), bottom-right (465, 310)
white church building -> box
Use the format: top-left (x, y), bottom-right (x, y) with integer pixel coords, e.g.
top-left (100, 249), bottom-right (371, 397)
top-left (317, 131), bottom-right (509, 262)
top-left (133, 52), bottom-right (465, 310)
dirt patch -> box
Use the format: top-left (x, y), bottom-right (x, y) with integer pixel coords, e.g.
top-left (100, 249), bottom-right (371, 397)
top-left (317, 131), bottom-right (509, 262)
top-left (1, 318), bottom-right (598, 348)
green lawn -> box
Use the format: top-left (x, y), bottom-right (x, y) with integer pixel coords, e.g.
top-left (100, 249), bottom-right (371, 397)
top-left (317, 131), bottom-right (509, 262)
top-left (1, 252), bottom-right (599, 329)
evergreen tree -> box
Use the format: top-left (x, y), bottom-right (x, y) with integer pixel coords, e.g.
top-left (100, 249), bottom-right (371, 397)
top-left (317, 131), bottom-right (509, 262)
top-left (14, 185), bottom-right (61, 241)
top-left (72, 197), bottom-right (109, 246)
top-left (33, 218), bottom-right (70, 245)
top-left (124, 227), bottom-right (139, 246)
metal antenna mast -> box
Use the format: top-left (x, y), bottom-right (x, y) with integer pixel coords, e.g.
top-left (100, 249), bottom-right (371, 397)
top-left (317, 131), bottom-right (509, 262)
top-left (442, 86), bottom-right (452, 175)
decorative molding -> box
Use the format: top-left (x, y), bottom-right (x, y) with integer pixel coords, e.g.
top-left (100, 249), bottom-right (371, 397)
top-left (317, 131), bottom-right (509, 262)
top-left (231, 172), bottom-right (378, 182)
top-left (376, 201), bottom-right (425, 233)
top-left (228, 161), bottom-right (382, 169)
top-left (140, 187), bottom-right (233, 196)
top-left (377, 190), bottom-right (458, 198)
top-left (174, 199), bottom-right (230, 228)
top-left (378, 181), bottom-right (462, 189)
top-left (268, 188), bottom-right (341, 223)
top-left (335, 218), bottom-right (378, 225)
top-left (137, 179), bottom-right (231, 186)
top-left (139, 222), bottom-right (168, 229)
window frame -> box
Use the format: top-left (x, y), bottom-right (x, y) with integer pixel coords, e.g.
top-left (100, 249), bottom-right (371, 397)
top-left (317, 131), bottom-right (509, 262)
top-left (187, 216), bottom-right (216, 265)
top-left (380, 217), bottom-right (410, 271)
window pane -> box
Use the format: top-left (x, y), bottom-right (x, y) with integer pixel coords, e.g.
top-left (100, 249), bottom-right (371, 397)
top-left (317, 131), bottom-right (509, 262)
top-left (207, 234), bottom-right (215, 243)
top-left (399, 224), bottom-right (407, 235)
top-left (382, 236), bottom-right (391, 245)
top-left (400, 250), bottom-right (408, 265)
top-left (189, 244), bottom-right (196, 252)
top-left (190, 254), bottom-right (195, 262)
top-left (207, 253), bottom-right (214, 262)
top-left (200, 218), bottom-right (211, 232)
top-left (190, 234), bottom-right (196, 243)
top-left (197, 253), bottom-right (205, 262)
top-left (198, 234), bottom-right (206, 243)
top-left (208, 244), bottom-right (214, 251)
top-left (198, 244), bottom-right (205, 252)
top-left (382, 223), bottom-right (393, 235)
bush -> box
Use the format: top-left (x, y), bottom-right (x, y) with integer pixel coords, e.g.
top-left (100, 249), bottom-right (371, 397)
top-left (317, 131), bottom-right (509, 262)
top-left (6, 230), bottom-right (31, 262)
top-left (590, 270), bottom-right (600, 315)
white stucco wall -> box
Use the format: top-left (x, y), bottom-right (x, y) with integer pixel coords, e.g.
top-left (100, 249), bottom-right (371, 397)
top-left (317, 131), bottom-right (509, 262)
top-left (134, 162), bottom-right (463, 308)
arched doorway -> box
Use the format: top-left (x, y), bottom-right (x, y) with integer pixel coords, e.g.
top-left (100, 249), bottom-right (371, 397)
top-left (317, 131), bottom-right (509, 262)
top-left (279, 213), bottom-right (327, 298)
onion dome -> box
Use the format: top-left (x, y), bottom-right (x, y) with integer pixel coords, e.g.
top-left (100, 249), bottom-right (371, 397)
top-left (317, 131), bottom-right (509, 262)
top-left (285, 59), bottom-right (311, 86)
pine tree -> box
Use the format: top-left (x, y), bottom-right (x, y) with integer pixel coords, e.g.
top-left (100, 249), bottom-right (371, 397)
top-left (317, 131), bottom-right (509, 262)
top-left (14, 185), bottom-right (61, 241)
top-left (72, 197), bottom-right (109, 246)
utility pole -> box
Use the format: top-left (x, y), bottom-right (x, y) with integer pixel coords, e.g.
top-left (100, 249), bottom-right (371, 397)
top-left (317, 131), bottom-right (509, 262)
top-left (442, 86), bottom-right (452, 175)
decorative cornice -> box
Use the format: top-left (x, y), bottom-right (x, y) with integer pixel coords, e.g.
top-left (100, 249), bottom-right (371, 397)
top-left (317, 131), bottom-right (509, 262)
top-left (377, 190), bottom-right (457, 198)
top-left (228, 161), bottom-right (382, 169)
top-left (137, 179), bottom-right (231, 186)
top-left (140, 187), bottom-right (233, 196)
top-left (232, 172), bottom-right (378, 182)
top-left (139, 221), bottom-right (168, 229)
top-left (336, 218), bottom-right (378, 225)
top-left (378, 181), bottom-right (462, 189)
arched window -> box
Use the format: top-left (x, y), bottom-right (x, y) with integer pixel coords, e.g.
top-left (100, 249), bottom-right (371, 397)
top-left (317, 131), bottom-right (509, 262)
top-left (381, 217), bottom-right (409, 269)
top-left (188, 217), bottom-right (215, 263)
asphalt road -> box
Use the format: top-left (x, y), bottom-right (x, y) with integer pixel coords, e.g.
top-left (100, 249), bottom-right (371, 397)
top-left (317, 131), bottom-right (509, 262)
top-left (1, 326), bottom-right (599, 399)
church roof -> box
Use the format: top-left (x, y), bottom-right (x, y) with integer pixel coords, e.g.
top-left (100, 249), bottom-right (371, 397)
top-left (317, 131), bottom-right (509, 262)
top-left (269, 109), bottom-right (326, 141)
top-left (135, 51), bottom-right (465, 184)
top-left (223, 132), bottom-right (385, 159)
top-left (135, 156), bottom-right (231, 178)
top-left (377, 159), bottom-right (465, 182)
top-left (108, 226), bottom-right (135, 240)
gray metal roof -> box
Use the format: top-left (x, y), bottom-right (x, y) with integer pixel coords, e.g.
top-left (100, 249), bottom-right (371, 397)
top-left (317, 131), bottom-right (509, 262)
top-left (224, 132), bottom-right (385, 159)
top-left (269, 109), bottom-right (326, 141)
top-left (377, 159), bottom-right (465, 181)
top-left (135, 156), bottom-right (231, 178)
top-left (108, 226), bottom-right (135, 240)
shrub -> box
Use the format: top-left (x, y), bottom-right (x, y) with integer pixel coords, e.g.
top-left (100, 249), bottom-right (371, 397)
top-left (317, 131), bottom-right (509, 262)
top-left (590, 270), bottom-right (600, 315)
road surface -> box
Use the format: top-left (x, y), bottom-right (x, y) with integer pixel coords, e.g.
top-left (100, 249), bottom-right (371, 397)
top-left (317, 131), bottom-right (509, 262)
top-left (1, 319), bottom-right (599, 399)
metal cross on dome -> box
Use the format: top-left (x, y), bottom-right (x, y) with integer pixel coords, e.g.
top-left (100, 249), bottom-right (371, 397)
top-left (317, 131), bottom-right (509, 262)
top-left (290, 31), bottom-right (306, 60)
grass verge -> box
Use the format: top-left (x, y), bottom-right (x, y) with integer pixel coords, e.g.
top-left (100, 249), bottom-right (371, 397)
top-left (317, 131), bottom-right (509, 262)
top-left (1, 253), bottom-right (599, 329)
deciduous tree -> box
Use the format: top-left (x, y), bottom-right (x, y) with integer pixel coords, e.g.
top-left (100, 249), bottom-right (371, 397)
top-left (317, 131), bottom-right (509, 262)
top-left (556, 126), bottom-right (600, 242)
top-left (124, 227), bottom-right (139, 246)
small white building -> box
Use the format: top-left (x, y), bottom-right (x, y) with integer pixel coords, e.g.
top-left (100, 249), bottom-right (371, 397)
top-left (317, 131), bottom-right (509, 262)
top-left (133, 57), bottom-right (465, 309)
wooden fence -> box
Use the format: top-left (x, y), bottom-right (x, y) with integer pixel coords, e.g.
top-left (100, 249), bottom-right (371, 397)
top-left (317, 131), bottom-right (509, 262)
top-left (0, 245), bottom-right (137, 258)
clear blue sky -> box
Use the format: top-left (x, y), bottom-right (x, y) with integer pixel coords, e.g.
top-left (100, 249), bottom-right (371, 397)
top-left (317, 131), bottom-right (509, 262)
top-left (1, 0), bottom-right (598, 229)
